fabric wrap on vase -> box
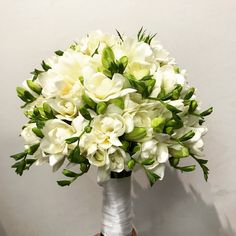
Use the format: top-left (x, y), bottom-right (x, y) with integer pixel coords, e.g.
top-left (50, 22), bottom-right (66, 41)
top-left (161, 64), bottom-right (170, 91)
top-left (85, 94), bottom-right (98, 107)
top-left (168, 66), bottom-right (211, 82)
top-left (101, 171), bottom-right (133, 236)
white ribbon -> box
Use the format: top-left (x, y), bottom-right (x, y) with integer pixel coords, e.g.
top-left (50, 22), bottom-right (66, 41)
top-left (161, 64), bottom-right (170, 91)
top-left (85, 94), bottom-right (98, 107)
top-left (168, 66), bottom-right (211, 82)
top-left (101, 176), bottom-right (133, 236)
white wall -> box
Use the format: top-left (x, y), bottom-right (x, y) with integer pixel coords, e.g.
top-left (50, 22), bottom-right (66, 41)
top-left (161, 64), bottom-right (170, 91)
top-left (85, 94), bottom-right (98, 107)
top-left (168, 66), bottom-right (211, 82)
top-left (0, 0), bottom-right (235, 235)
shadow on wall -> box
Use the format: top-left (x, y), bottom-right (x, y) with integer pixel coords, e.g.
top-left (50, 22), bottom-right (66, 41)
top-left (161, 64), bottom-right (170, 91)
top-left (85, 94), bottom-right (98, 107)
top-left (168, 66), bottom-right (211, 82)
top-left (133, 168), bottom-right (235, 236)
top-left (0, 222), bottom-right (7, 236)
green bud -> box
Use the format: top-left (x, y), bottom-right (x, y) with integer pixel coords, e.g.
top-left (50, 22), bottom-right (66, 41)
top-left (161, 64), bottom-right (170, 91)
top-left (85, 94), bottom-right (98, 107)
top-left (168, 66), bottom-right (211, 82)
top-left (179, 130), bottom-right (195, 142)
top-left (188, 100), bottom-right (198, 113)
top-left (169, 146), bottom-right (189, 158)
top-left (27, 143), bottom-right (40, 155)
top-left (79, 76), bottom-right (84, 84)
top-left (119, 56), bottom-right (128, 68)
top-left (80, 163), bottom-right (89, 173)
top-left (16, 87), bottom-right (36, 103)
top-left (55, 50), bottom-right (64, 56)
top-left (124, 127), bottom-right (147, 141)
top-left (121, 140), bottom-right (129, 151)
top-left (26, 80), bottom-right (42, 95)
top-left (43, 103), bottom-right (54, 119)
top-left (151, 116), bottom-right (165, 133)
top-left (200, 107), bottom-right (213, 117)
top-left (82, 94), bottom-right (96, 109)
top-left (65, 136), bottom-right (80, 144)
top-left (102, 46), bottom-right (115, 69)
top-left (166, 104), bottom-right (182, 113)
top-left (184, 87), bottom-right (195, 100)
top-left (32, 127), bottom-right (44, 138)
top-left (62, 169), bottom-right (78, 178)
top-left (96, 102), bottom-right (107, 114)
top-left (84, 126), bottom-right (92, 133)
top-left (165, 126), bottom-right (174, 135)
top-left (109, 98), bottom-right (124, 109)
top-left (41, 60), bottom-right (51, 71)
top-left (57, 180), bottom-right (71, 187)
top-left (172, 85), bottom-right (182, 100)
top-left (174, 66), bottom-right (180, 73)
top-left (127, 159), bottom-right (135, 169)
top-left (178, 165), bottom-right (196, 172)
top-left (10, 152), bottom-right (27, 161)
top-left (132, 145), bottom-right (141, 154)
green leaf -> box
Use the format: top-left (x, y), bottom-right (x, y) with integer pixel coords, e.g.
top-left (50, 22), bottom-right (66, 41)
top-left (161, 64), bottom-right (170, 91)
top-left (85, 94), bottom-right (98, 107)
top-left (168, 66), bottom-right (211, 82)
top-left (55, 50), bottom-right (64, 56)
top-left (116, 29), bottom-right (124, 41)
top-left (200, 107), bottom-right (213, 117)
top-left (30, 69), bottom-right (43, 81)
top-left (192, 155), bottom-right (209, 181)
top-left (26, 80), bottom-right (42, 95)
top-left (65, 136), bottom-right (80, 144)
top-left (68, 146), bottom-right (88, 164)
top-left (57, 180), bottom-right (72, 187)
top-left (32, 127), bottom-right (44, 138)
top-left (11, 160), bottom-right (26, 176)
top-left (145, 169), bottom-right (160, 187)
top-left (79, 107), bottom-right (92, 120)
top-left (172, 85), bottom-right (183, 100)
top-left (41, 60), bottom-right (51, 71)
top-left (10, 152), bottom-right (27, 161)
top-left (27, 143), bottom-right (40, 155)
top-left (179, 130), bottom-right (195, 142)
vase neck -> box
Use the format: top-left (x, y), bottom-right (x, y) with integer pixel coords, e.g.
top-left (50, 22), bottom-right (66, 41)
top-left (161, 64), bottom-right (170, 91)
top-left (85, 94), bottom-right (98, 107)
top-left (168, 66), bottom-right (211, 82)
top-left (101, 176), bottom-right (133, 236)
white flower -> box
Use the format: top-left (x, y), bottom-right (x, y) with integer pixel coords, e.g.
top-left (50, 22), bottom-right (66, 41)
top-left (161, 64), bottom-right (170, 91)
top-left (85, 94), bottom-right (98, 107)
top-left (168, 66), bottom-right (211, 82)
top-left (146, 163), bottom-right (166, 180)
top-left (40, 120), bottom-right (75, 167)
top-left (114, 38), bottom-right (156, 79)
top-left (83, 67), bottom-right (135, 102)
top-left (21, 123), bottom-right (40, 146)
top-left (108, 146), bottom-right (127, 172)
top-left (38, 51), bottom-right (88, 98)
top-left (78, 30), bottom-right (118, 56)
top-left (87, 148), bottom-right (109, 167)
top-left (48, 98), bottom-right (77, 121)
top-left (92, 113), bottom-right (126, 148)
top-left (150, 65), bottom-right (185, 97)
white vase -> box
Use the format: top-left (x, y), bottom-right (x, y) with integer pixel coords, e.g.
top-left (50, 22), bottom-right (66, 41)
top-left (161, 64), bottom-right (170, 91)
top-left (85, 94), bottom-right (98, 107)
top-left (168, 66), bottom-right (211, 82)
top-left (100, 174), bottom-right (133, 236)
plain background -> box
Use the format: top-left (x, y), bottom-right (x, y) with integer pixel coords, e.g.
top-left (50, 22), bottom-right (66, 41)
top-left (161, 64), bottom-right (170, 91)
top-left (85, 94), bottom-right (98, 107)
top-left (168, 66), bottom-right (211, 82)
top-left (0, 0), bottom-right (235, 235)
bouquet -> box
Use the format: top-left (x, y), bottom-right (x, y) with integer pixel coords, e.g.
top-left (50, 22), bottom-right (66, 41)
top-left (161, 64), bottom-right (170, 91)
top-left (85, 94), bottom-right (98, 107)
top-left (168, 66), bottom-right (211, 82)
top-left (11, 28), bottom-right (212, 236)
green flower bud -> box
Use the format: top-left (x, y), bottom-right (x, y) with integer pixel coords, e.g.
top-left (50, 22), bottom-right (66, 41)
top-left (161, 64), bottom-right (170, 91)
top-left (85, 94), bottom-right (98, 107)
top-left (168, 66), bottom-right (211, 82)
top-left (82, 94), bottom-right (96, 109)
top-left (109, 98), bottom-right (124, 109)
top-left (124, 127), bottom-right (147, 141)
top-left (169, 146), bottom-right (189, 158)
top-left (151, 116), bottom-right (165, 133)
top-left (96, 102), bottom-right (107, 114)
top-left (26, 80), bottom-right (42, 95)
top-left (84, 126), bottom-right (92, 133)
top-left (188, 100), bottom-right (198, 113)
top-left (179, 130), bottom-right (195, 142)
top-left (164, 126), bottom-right (174, 135)
top-left (121, 140), bottom-right (129, 151)
top-left (184, 87), bottom-right (195, 100)
top-left (128, 159), bottom-right (135, 169)
top-left (200, 107), bottom-right (213, 117)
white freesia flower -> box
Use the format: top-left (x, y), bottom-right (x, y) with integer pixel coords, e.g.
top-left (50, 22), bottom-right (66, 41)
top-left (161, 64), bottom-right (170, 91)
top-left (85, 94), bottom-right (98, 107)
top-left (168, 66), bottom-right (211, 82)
top-left (38, 51), bottom-right (88, 99)
top-left (48, 98), bottom-right (77, 121)
top-left (83, 67), bottom-right (135, 102)
top-left (92, 113), bottom-right (126, 148)
top-left (40, 120), bottom-right (75, 168)
top-left (114, 38), bottom-right (156, 79)
top-left (108, 147), bottom-right (127, 172)
top-left (21, 123), bottom-right (40, 146)
top-left (87, 148), bottom-right (109, 167)
top-left (79, 30), bottom-right (118, 56)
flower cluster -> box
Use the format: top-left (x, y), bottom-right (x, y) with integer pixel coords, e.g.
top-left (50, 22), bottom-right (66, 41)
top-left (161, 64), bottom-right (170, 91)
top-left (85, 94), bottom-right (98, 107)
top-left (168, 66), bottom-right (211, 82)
top-left (11, 29), bottom-right (212, 186)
